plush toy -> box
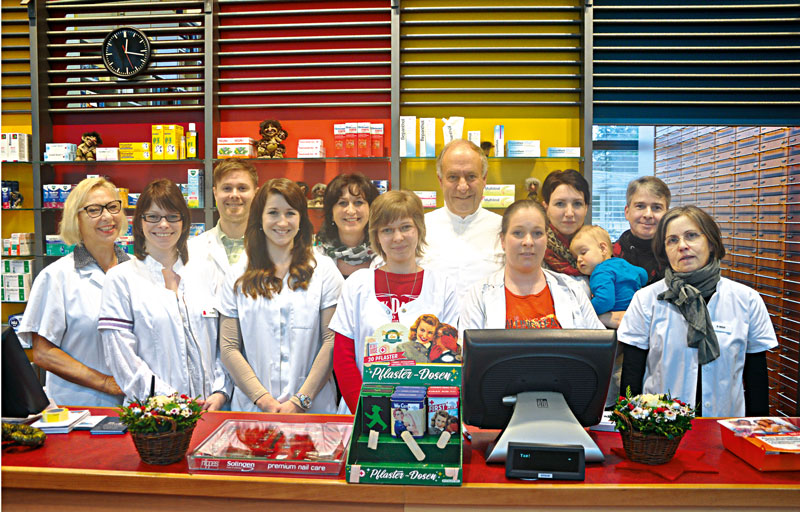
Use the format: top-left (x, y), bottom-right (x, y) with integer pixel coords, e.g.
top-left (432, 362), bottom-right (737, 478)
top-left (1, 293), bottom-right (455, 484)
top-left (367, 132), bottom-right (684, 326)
top-left (480, 141), bottom-right (494, 157)
top-left (76, 131), bottom-right (102, 161)
top-left (296, 181), bottom-right (309, 199)
top-left (257, 120), bottom-right (288, 158)
top-left (308, 183), bottom-right (326, 207)
top-left (525, 177), bottom-right (541, 201)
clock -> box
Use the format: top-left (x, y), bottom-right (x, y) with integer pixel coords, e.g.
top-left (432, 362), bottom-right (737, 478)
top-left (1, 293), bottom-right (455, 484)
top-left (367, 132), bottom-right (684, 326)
top-left (102, 27), bottom-right (151, 79)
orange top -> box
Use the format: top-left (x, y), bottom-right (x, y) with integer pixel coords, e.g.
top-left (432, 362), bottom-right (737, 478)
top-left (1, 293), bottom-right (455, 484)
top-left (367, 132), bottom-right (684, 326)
top-left (504, 284), bottom-right (562, 329)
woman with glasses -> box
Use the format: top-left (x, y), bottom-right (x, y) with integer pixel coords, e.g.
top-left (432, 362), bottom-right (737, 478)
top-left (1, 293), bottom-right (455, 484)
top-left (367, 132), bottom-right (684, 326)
top-left (618, 206), bottom-right (777, 417)
top-left (19, 177), bottom-right (128, 406)
top-left (218, 178), bottom-right (343, 413)
top-left (99, 179), bottom-right (230, 409)
top-left (330, 190), bottom-right (459, 413)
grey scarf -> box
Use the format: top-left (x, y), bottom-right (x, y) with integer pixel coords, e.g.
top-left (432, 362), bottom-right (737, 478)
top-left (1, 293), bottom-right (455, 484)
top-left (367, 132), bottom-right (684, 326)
top-left (657, 259), bottom-right (721, 365)
top-left (321, 240), bottom-right (374, 266)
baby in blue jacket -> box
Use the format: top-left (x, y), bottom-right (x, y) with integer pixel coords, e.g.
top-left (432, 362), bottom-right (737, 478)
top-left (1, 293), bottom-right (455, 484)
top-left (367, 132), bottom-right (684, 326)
top-left (569, 225), bottom-right (648, 315)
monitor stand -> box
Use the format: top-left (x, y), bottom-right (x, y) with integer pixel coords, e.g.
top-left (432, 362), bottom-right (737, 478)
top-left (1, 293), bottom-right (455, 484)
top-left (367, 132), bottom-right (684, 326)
top-left (484, 391), bottom-right (605, 463)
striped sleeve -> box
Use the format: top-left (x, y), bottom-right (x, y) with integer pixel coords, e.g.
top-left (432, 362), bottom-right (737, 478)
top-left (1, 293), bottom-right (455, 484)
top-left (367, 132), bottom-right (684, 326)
top-left (98, 266), bottom-right (134, 332)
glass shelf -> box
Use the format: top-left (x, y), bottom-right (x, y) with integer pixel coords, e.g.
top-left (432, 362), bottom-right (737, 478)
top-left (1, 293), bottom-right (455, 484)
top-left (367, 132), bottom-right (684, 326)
top-left (33, 159), bottom-right (205, 165)
top-left (401, 156), bottom-right (583, 162)
top-left (211, 157), bottom-right (390, 163)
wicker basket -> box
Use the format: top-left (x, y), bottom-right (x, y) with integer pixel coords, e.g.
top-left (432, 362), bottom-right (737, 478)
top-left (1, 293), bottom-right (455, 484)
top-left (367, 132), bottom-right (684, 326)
top-left (130, 418), bottom-right (195, 465)
top-left (614, 410), bottom-right (684, 465)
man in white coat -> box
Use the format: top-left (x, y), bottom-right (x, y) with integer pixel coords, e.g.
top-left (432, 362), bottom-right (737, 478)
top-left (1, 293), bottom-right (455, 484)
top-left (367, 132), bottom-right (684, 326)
top-left (187, 160), bottom-right (257, 296)
top-left (421, 139), bottom-right (503, 299)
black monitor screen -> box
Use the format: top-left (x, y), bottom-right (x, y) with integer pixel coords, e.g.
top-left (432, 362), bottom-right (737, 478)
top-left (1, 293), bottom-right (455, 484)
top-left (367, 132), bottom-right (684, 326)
top-left (462, 329), bottom-right (617, 430)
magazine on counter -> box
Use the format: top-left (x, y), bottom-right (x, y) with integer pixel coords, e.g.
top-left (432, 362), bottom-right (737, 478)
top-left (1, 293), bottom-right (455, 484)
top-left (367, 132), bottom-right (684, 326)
top-left (718, 417), bottom-right (800, 453)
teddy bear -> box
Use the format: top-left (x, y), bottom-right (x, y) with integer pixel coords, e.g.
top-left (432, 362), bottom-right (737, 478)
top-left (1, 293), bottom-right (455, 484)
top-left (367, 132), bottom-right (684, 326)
top-left (257, 120), bottom-right (288, 158)
top-left (76, 131), bottom-right (102, 161)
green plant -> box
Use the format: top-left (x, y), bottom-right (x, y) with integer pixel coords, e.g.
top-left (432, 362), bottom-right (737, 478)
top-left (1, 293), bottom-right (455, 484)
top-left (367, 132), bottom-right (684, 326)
top-left (612, 388), bottom-right (696, 439)
top-left (118, 393), bottom-right (204, 434)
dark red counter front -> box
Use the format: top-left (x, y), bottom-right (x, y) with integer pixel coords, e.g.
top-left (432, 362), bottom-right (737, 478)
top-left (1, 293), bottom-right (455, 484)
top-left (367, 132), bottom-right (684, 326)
top-left (3, 408), bottom-right (799, 511)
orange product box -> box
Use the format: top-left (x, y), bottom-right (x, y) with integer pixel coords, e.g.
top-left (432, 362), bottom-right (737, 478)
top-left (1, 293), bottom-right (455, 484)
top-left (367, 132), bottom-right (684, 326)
top-left (357, 122), bottom-right (371, 157)
top-left (718, 418), bottom-right (800, 472)
top-left (333, 124), bottom-right (346, 157)
top-left (371, 123), bottom-right (384, 157)
top-left (345, 122), bottom-right (357, 157)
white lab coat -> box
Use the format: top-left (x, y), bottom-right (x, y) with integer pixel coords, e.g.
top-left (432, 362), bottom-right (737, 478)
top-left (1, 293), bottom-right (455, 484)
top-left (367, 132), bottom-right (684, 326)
top-left (18, 252), bottom-right (123, 407)
top-left (329, 267), bottom-right (460, 376)
top-left (459, 268), bottom-right (605, 333)
top-left (218, 254), bottom-right (343, 413)
top-left (421, 207), bottom-right (504, 300)
top-left (98, 256), bottom-right (232, 402)
top-left (186, 225), bottom-right (248, 298)
top-left (617, 277), bottom-right (778, 417)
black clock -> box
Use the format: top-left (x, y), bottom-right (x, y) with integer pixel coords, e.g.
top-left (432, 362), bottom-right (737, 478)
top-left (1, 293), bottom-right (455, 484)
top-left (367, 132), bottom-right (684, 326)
top-left (102, 27), bottom-right (151, 79)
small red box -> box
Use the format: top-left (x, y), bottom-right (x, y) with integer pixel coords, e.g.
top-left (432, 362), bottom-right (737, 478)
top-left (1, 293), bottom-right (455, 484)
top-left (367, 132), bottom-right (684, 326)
top-left (334, 124), bottom-right (346, 157)
top-left (719, 419), bottom-right (800, 471)
top-left (345, 122), bottom-right (357, 157)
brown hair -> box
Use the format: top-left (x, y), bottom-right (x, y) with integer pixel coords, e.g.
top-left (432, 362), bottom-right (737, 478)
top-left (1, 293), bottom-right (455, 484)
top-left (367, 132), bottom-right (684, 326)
top-left (626, 176), bottom-right (671, 207)
top-left (133, 179), bottom-right (190, 263)
top-left (409, 314), bottom-right (439, 342)
top-left (368, 189), bottom-right (427, 260)
top-left (542, 169), bottom-right (590, 205)
top-left (212, 159), bottom-right (258, 188)
top-left (235, 178), bottom-right (316, 299)
top-left (500, 199), bottom-right (547, 237)
top-left (652, 205), bottom-right (726, 270)
top-left (317, 173), bottom-right (380, 246)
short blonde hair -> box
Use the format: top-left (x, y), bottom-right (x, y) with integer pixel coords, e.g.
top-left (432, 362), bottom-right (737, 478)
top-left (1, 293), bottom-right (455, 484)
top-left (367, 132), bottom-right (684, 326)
top-left (368, 190), bottom-right (426, 260)
top-left (59, 177), bottom-right (127, 246)
top-left (570, 225), bottom-right (612, 259)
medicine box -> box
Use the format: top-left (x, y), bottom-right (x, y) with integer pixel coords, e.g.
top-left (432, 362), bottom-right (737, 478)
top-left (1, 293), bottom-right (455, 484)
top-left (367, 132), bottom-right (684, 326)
top-left (481, 195), bottom-right (515, 208)
top-left (187, 169), bottom-right (204, 208)
top-left (493, 125), bottom-right (504, 157)
top-left (1, 288), bottom-right (28, 303)
top-left (419, 118), bottom-right (436, 158)
top-left (357, 122), bottom-right (371, 157)
top-left (467, 131), bottom-right (480, 146)
top-left (217, 137), bottom-right (257, 159)
top-left (414, 191), bottom-right (437, 208)
top-left (370, 123), bottom-right (384, 157)
top-left (151, 125), bottom-right (164, 160)
top-left (334, 124), bottom-right (346, 157)
top-left (547, 147), bottom-right (581, 158)
top-left (345, 122), bottom-right (358, 157)
top-left (483, 184), bottom-right (515, 196)
top-left (2, 273), bottom-right (32, 291)
top-left (399, 116), bottom-right (416, 157)
top-left (507, 140), bottom-right (541, 158)
top-left (96, 147), bottom-right (119, 161)
top-left (3, 258), bottom-right (33, 274)
top-left (164, 125), bottom-right (184, 159)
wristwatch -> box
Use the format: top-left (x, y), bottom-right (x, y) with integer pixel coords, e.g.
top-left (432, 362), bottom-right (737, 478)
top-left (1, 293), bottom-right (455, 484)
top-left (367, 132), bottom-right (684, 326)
top-left (294, 393), bottom-right (312, 410)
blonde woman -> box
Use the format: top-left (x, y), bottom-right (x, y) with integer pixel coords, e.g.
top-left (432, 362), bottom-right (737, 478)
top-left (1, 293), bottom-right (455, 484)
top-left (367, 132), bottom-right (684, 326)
top-left (19, 177), bottom-right (129, 406)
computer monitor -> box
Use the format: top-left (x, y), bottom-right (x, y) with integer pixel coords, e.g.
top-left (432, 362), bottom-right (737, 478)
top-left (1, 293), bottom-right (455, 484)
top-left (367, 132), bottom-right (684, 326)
top-left (462, 329), bottom-right (617, 463)
top-left (2, 327), bottom-right (49, 419)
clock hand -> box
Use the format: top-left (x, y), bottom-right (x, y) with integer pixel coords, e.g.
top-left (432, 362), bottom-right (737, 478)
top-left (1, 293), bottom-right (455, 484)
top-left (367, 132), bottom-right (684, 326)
top-left (124, 51), bottom-right (145, 56)
top-left (125, 49), bottom-right (134, 69)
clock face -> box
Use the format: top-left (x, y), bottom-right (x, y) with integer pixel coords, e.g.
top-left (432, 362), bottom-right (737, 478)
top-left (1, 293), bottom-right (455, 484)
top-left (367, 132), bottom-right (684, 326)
top-left (102, 27), bottom-right (151, 79)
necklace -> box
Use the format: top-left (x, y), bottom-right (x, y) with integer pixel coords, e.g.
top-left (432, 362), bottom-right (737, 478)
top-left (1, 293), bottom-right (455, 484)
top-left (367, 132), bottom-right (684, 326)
top-left (384, 266), bottom-right (419, 314)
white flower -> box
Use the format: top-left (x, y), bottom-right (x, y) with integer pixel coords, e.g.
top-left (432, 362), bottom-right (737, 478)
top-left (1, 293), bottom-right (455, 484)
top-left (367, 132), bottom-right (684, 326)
top-left (168, 408), bottom-right (180, 416)
top-left (664, 410), bottom-right (677, 421)
top-left (181, 409), bottom-right (192, 418)
top-left (631, 407), bottom-right (650, 420)
top-left (142, 412), bottom-right (152, 418)
top-left (639, 394), bottom-right (662, 408)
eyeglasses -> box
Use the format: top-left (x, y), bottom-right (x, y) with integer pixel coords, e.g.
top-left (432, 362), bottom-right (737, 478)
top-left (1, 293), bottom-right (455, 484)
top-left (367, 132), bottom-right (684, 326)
top-left (141, 213), bottom-right (183, 223)
top-left (665, 231), bottom-right (704, 247)
top-left (81, 200), bottom-right (122, 218)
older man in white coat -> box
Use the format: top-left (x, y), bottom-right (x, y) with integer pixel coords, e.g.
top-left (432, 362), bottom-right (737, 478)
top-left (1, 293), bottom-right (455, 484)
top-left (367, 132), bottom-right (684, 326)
top-left (421, 139), bottom-right (503, 299)
top-left (187, 160), bottom-right (257, 296)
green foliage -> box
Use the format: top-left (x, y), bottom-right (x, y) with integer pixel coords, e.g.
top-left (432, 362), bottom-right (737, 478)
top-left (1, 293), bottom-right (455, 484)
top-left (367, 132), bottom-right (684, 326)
top-left (612, 387), bottom-right (696, 440)
top-left (118, 393), bottom-right (204, 434)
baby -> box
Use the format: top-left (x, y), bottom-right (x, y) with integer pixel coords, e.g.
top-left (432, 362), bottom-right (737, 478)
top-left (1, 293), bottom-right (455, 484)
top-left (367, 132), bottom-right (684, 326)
top-left (569, 225), bottom-right (648, 316)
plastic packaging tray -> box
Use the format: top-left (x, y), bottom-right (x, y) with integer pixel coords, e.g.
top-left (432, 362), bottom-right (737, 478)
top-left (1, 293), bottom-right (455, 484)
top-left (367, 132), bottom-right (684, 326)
top-left (187, 419), bottom-right (353, 476)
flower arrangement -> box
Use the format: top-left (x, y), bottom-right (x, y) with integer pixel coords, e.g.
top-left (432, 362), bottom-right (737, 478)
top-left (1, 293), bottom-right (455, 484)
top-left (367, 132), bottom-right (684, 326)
top-left (612, 389), bottom-right (696, 439)
top-left (118, 393), bottom-right (204, 434)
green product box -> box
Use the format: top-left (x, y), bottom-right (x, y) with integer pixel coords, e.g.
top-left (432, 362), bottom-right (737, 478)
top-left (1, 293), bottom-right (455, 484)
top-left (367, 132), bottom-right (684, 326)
top-left (345, 364), bottom-right (462, 486)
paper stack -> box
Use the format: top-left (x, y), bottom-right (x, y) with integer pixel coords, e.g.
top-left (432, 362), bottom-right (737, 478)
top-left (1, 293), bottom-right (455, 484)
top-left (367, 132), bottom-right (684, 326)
top-left (31, 409), bottom-right (91, 434)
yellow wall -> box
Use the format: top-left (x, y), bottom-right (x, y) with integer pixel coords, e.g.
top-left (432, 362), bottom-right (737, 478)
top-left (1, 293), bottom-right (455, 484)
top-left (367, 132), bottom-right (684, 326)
top-left (2, 0), bottom-right (34, 323)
